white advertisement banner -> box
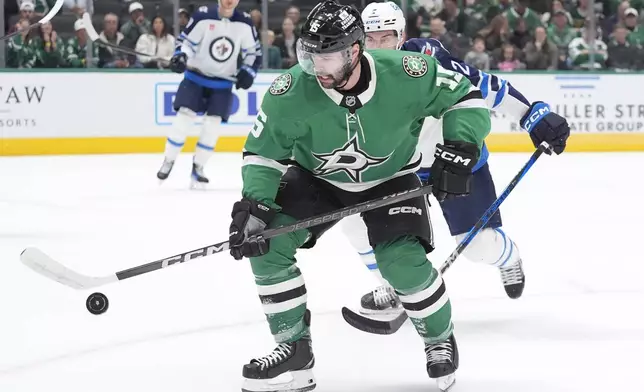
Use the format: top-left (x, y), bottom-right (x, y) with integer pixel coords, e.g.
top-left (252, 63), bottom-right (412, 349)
top-left (0, 71), bottom-right (642, 140)
top-left (490, 74), bottom-right (644, 134)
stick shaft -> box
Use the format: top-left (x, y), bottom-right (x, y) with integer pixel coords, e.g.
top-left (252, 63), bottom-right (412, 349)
top-left (438, 142), bottom-right (550, 274)
top-left (115, 185), bottom-right (434, 281)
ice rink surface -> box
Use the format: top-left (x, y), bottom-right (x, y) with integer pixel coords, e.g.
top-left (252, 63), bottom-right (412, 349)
top-left (0, 152), bottom-right (643, 392)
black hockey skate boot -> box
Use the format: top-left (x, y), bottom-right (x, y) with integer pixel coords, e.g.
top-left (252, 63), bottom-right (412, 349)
top-left (500, 259), bottom-right (525, 299)
top-left (190, 162), bottom-right (209, 188)
top-left (359, 284), bottom-right (403, 316)
top-left (425, 333), bottom-right (459, 392)
top-left (156, 158), bottom-right (175, 181)
top-left (242, 310), bottom-right (316, 392)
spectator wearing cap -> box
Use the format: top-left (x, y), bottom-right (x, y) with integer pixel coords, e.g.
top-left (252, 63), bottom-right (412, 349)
top-left (178, 8), bottom-right (190, 31)
top-left (548, 9), bottom-right (576, 64)
top-left (6, 18), bottom-right (35, 68)
top-left (120, 1), bottom-right (151, 49)
top-left (541, 0), bottom-right (572, 26)
top-left (65, 19), bottom-right (98, 68)
top-left (19, 1), bottom-right (35, 22)
top-left (607, 25), bottom-right (640, 70)
top-left (624, 8), bottom-right (644, 47)
top-left (504, 0), bottom-right (543, 32)
top-left (135, 16), bottom-right (175, 69)
top-left (603, 1), bottom-right (631, 42)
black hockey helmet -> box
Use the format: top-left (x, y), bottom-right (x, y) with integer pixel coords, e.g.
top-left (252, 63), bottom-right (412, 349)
top-left (296, 0), bottom-right (365, 89)
top-left (299, 0), bottom-right (365, 54)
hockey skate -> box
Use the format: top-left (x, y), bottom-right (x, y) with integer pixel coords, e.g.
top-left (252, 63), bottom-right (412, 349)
top-left (190, 162), bottom-right (209, 189)
top-left (359, 284), bottom-right (404, 316)
top-left (500, 259), bottom-right (525, 299)
top-left (425, 333), bottom-right (459, 392)
top-left (156, 158), bottom-right (175, 181)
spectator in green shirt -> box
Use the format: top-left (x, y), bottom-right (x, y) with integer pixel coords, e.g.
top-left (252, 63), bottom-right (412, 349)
top-left (569, 0), bottom-right (593, 28)
top-left (29, 21), bottom-right (66, 68)
top-left (6, 18), bottom-right (35, 68)
top-left (65, 18), bottom-right (98, 68)
top-left (548, 10), bottom-right (577, 57)
top-left (504, 0), bottom-right (543, 32)
top-left (568, 26), bottom-right (608, 69)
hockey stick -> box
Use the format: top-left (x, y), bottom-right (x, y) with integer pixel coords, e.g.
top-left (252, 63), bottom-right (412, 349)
top-left (80, 13), bottom-right (236, 82)
top-left (342, 141), bottom-right (553, 334)
top-left (0, 0), bottom-right (64, 41)
top-left (21, 185), bottom-right (434, 290)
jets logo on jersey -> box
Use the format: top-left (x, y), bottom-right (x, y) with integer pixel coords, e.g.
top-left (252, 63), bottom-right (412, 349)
top-left (422, 43), bottom-right (434, 56)
top-left (402, 55), bottom-right (428, 78)
top-left (209, 37), bottom-right (234, 62)
top-left (269, 74), bottom-right (292, 95)
top-left (312, 134), bottom-right (390, 183)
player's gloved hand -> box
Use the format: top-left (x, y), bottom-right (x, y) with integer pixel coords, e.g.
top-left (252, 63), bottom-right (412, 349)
top-left (235, 65), bottom-right (256, 90)
top-left (416, 168), bottom-right (431, 186)
top-left (169, 52), bottom-right (188, 74)
top-left (229, 198), bottom-right (277, 260)
top-left (430, 141), bottom-right (478, 202)
top-left (521, 101), bottom-right (570, 155)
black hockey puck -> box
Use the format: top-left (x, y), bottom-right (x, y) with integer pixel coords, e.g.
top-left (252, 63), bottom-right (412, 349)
top-left (86, 292), bottom-right (109, 315)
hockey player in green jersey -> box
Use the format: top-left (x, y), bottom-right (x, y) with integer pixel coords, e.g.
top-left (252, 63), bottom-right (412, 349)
top-left (227, 1), bottom-right (490, 391)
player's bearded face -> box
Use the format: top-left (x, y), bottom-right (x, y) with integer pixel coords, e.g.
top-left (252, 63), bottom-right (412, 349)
top-left (297, 39), bottom-right (353, 89)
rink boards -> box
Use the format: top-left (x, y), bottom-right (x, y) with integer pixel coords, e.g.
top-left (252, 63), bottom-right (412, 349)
top-left (0, 70), bottom-right (643, 155)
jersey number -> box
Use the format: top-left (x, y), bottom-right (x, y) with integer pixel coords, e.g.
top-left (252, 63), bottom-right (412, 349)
top-left (436, 66), bottom-right (463, 91)
top-left (251, 109), bottom-right (267, 138)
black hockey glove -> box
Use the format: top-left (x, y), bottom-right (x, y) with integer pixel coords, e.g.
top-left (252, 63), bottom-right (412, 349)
top-left (235, 65), bottom-right (256, 90)
top-left (430, 141), bottom-right (478, 202)
top-left (169, 52), bottom-right (187, 74)
top-left (229, 198), bottom-right (277, 260)
top-left (521, 102), bottom-right (570, 155)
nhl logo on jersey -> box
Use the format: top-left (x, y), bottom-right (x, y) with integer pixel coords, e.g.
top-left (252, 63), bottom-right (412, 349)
top-left (269, 74), bottom-right (292, 95)
top-left (402, 55), bottom-right (428, 78)
top-left (209, 36), bottom-right (234, 62)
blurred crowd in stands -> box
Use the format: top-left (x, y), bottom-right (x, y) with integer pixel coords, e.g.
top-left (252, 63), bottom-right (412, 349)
top-left (4, 0), bottom-right (644, 71)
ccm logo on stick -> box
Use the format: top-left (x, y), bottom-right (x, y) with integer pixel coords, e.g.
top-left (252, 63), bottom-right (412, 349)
top-left (389, 206), bottom-right (423, 215)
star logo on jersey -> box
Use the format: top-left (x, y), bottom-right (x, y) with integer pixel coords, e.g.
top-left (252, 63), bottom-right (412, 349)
top-left (402, 55), bottom-right (428, 78)
top-left (209, 36), bottom-right (234, 62)
top-left (312, 135), bottom-right (390, 183)
top-left (269, 73), bottom-right (292, 95)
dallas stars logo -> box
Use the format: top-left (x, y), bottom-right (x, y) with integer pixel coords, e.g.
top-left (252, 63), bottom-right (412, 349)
top-left (402, 55), bottom-right (428, 78)
top-left (312, 135), bottom-right (390, 182)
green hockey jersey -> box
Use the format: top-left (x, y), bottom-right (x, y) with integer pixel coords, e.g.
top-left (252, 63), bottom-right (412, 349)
top-left (242, 49), bottom-right (491, 207)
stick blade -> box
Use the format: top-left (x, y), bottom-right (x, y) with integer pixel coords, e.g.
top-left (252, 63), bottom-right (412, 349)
top-left (20, 247), bottom-right (116, 290)
top-left (81, 12), bottom-right (100, 41)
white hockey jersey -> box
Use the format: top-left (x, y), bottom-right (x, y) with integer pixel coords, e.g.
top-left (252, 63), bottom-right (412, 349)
top-left (176, 7), bottom-right (261, 85)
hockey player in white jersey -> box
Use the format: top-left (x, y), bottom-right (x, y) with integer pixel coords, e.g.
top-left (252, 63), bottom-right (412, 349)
top-left (156, 0), bottom-right (261, 187)
top-left (345, 1), bottom-right (570, 317)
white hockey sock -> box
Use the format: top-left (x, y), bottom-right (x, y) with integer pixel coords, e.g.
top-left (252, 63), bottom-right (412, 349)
top-left (341, 214), bottom-right (388, 285)
top-left (454, 227), bottom-right (521, 268)
top-left (194, 115), bottom-right (221, 167)
top-left (164, 108), bottom-right (196, 162)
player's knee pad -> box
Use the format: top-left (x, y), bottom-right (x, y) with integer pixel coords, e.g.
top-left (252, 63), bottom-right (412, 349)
top-left (374, 235), bottom-right (433, 293)
top-left (168, 107), bottom-right (197, 143)
top-left (454, 227), bottom-right (520, 267)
